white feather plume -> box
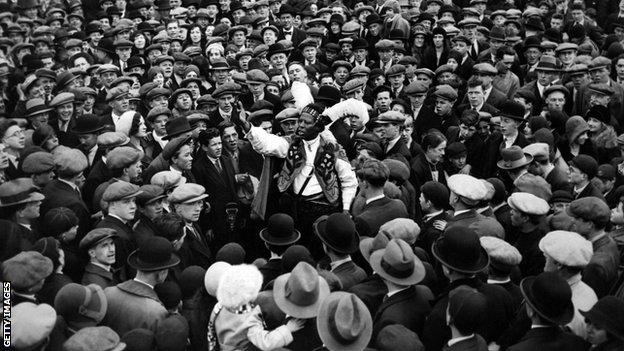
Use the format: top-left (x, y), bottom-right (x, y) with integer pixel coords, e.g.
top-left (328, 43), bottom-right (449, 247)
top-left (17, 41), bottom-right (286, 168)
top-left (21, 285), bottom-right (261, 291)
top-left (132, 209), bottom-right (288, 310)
top-left (291, 81), bottom-right (314, 111)
top-left (322, 98), bottom-right (369, 126)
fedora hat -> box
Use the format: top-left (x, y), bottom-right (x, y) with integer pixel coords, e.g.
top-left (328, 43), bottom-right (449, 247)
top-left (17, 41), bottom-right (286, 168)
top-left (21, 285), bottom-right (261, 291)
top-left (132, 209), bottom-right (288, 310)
top-left (163, 117), bottom-right (193, 140)
top-left (127, 236), bottom-right (180, 272)
top-left (520, 272), bottom-right (574, 325)
top-left (259, 213), bottom-right (301, 246)
top-left (70, 114), bottom-right (104, 135)
top-left (25, 98), bottom-right (53, 118)
top-left (497, 146), bottom-right (533, 170)
top-left (369, 239), bottom-right (425, 286)
top-left (432, 226), bottom-right (489, 274)
top-left (317, 292), bottom-right (372, 351)
top-left (314, 213), bottom-right (359, 254)
top-left (535, 55), bottom-right (560, 72)
top-left (580, 296), bottom-right (624, 341)
top-left (273, 262), bottom-right (330, 318)
top-left (267, 42), bottom-right (291, 58)
top-left (0, 178), bottom-right (45, 207)
top-left (359, 232), bottom-right (391, 263)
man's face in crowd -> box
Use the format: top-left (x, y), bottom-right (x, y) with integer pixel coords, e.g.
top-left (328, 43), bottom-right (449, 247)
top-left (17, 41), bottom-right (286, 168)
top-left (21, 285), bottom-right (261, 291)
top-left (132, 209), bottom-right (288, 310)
top-left (176, 93), bottom-right (192, 110)
top-left (280, 120), bottom-right (297, 136)
top-left (159, 61), bottom-right (174, 78)
top-left (388, 73), bottom-right (404, 89)
top-left (380, 122), bottom-right (400, 141)
top-left (354, 48), bottom-right (368, 62)
top-left (453, 41), bottom-right (469, 56)
top-left (434, 97), bottom-right (453, 115)
top-left (204, 136), bottom-right (223, 158)
top-left (462, 25), bottom-right (477, 41)
top-left (78, 133), bottom-right (98, 151)
top-left (297, 113), bottom-right (319, 140)
top-left (500, 116), bottom-right (519, 136)
top-left (409, 92), bottom-right (426, 109)
top-left (232, 31), bottom-right (246, 46)
top-left (303, 46), bottom-right (317, 62)
top-left (110, 94), bottom-right (129, 114)
top-left (212, 69), bottom-right (228, 84)
top-left (379, 49), bottom-right (393, 63)
top-left (376, 91), bottom-right (391, 112)
top-left (89, 238), bottom-right (116, 265)
top-left (167, 22), bottom-right (179, 37)
top-left (334, 67), bottom-right (349, 85)
top-left (341, 43), bottom-right (353, 57)
top-left (590, 67), bottom-right (610, 84)
top-left (38, 77), bottom-right (55, 95)
top-left (289, 64), bottom-right (307, 83)
top-left (467, 85), bottom-right (485, 107)
top-left (525, 47), bottom-right (542, 65)
top-left (222, 126), bottom-right (239, 152)
top-left (590, 92), bottom-right (610, 107)
top-left (219, 0), bottom-right (231, 12)
top-left (368, 23), bottom-right (382, 36)
top-left (150, 115), bottom-right (169, 136)
top-left (280, 13), bottom-right (294, 28)
top-left (558, 49), bottom-right (576, 66)
top-left (415, 74), bottom-right (432, 86)
top-left (536, 70), bottom-right (553, 86)
top-left (218, 94), bottom-right (235, 113)
top-left (116, 47), bottom-right (131, 62)
top-left (271, 53), bottom-right (287, 69)
top-left (545, 91), bottom-right (565, 111)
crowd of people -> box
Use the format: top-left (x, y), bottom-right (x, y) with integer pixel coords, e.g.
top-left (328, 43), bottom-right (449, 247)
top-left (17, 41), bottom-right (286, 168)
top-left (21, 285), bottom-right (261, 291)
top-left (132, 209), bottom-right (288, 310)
top-left (3, 0), bottom-right (624, 350)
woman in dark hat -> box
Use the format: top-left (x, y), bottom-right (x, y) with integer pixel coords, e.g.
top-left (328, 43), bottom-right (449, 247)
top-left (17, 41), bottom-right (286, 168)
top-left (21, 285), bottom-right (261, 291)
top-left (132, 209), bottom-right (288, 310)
top-left (586, 105), bottom-right (618, 164)
top-left (33, 236), bottom-right (73, 306)
top-left (581, 296), bottom-right (624, 350)
top-left (423, 26), bottom-right (450, 72)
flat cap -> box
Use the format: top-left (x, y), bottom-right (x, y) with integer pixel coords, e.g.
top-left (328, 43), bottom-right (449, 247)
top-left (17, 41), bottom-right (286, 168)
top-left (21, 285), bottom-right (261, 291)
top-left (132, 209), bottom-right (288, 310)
top-left (447, 174), bottom-right (488, 204)
top-left (146, 106), bottom-right (172, 122)
top-left (588, 56), bottom-right (611, 71)
top-left (105, 86), bottom-right (129, 102)
top-left (151, 171), bottom-right (186, 190)
top-left (246, 69), bottom-right (269, 84)
top-left (276, 108), bottom-right (299, 122)
top-left (588, 83), bottom-right (615, 96)
top-left (343, 78), bottom-right (367, 94)
top-left (136, 184), bottom-right (166, 206)
top-left (570, 154), bottom-right (598, 178)
top-left (567, 196), bottom-right (610, 224)
top-left (538, 230), bottom-right (592, 267)
top-left (555, 42), bottom-right (578, 53)
top-left (102, 180), bottom-right (142, 202)
top-left (404, 81), bottom-right (428, 95)
top-left (169, 183), bottom-right (208, 204)
top-left (12, 302), bottom-right (57, 349)
top-left (106, 146), bottom-right (142, 170)
top-left (97, 131), bottom-right (130, 148)
top-left (54, 148), bottom-right (88, 175)
top-left (63, 326), bottom-right (124, 351)
top-left (375, 111), bottom-right (406, 124)
top-left (480, 236), bottom-right (522, 267)
top-left (473, 62), bottom-right (498, 75)
top-left (113, 39), bottom-right (133, 48)
top-left (79, 228), bottom-right (118, 250)
top-left (22, 151), bottom-right (55, 174)
top-left (378, 218), bottom-right (420, 245)
top-left (146, 87), bottom-right (172, 100)
top-left (375, 39), bottom-right (395, 50)
top-left (154, 55), bottom-right (175, 65)
top-left (162, 135), bottom-right (191, 161)
top-left (97, 64), bottom-right (119, 75)
top-left (49, 92), bottom-right (75, 107)
top-left (522, 142), bottom-right (549, 161)
top-left (385, 64), bottom-right (406, 77)
top-left (212, 82), bottom-right (241, 98)
top-left (458, 17), bottom-right (480, 27)
top-left (2, 251), bottom-right (53, 290)
top-left (350, 66), bottom-right (371, 77)
top-left (432, 84), bottom-right (458, 101)
top-left (507, 191), bottom-right (550, 215)
top-left (567, 63), bottom-right (588, 75)
top-left (597, 164), bottom-right (616, 180)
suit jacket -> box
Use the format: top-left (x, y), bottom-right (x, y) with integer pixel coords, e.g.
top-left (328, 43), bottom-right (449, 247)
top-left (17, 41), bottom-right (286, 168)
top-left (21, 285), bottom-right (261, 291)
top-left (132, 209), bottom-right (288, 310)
top-left (41, 179), bottom-right (92, 237)
top-left (181, 223), bottom-right (213, 269)
top-left (348, 274), bottom-right (387, 316)
top-left (354, 197), bottom-right (408, 238)
top-left (104, 280), bottom-right (168, 335)
top-left (331, 260), bottom-right (367, 290)
top-left (447, 209), bottom-right (505, 239)
top-left (191, 150), bottom-right (238, 251)
top-left (507, 327), bottom-right (589, 351)
top-left (82, 262), bottom-right (118, 289)
top-left (582, 234), bottom-right (620, 297)
top-left (372, 285), bottom-right (432, 342)
top-left (485, 86), bottom-right (508, 111)
top-left (418, 211), bottom-right (450, 258)
top-left (96, 215), bottom-right (136, 282)
top-left (259, 258), bottom-right (282, 290)
top-left (410, 152), bottom-right (447, 191)
top-left (84, 158), bottom-right (111, 211)
top-left (575, 182), bottom-right (606, 202)
top-left (442, 334), bottom-right (488, 351)
top-left (384, 136), bottom-right (412, 167)
top-left (413, 106), bottom-right (441, 143)
top-left (279, 27), bottom-right (307, 48)
top-left (239, 91), bottom-right (282, 113)
top-left (519, 80), bottom-right (546, 115)
top-left (513, 227), bottom-right (546, 277)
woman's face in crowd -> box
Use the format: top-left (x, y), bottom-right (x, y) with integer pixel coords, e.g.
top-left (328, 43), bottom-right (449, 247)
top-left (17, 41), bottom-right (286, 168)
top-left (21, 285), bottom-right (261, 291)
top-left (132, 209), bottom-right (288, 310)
top-left (190, 27), bottom-right (202, 43)
top-left (134, 34), bottom-right (146, 48)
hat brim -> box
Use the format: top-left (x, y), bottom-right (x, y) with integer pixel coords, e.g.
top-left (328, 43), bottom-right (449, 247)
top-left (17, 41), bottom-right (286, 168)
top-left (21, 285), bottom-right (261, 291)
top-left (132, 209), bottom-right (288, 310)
top-left (314, 216), bottom-right (359, 254)
top-left (258, 227), bottom-right (301, 246)
top-left (358, 237), bottom-right (376, 263)
top-left (316, 291), bottom-right (372, 351)
top-left (520, 276), bottom-right (574, 325)
top-left (431, 239), bottom-right (490, 274)
top-left (0, 191), bottom-right (45, 207)
top-left (273, 273), bottom-right (330, 318)
top-left (70, 126), bottom-right (105, 135)
top-left (127, 250), bottom-right (181, 272)
top-left (369, 249), bottom-right (425, 286)
top-left (176, 193), bottom-right (209, 204)
top-left (162, 127), bottom-right (194, 140)
top-left (26, 107), bottom-right (54, 118)
top-left (496, 154), bottom-right (533, 170)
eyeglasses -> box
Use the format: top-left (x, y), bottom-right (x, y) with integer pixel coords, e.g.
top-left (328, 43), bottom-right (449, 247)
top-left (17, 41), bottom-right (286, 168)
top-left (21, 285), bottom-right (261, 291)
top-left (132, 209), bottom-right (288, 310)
top-left (6, 129), bottom-right (24, 138)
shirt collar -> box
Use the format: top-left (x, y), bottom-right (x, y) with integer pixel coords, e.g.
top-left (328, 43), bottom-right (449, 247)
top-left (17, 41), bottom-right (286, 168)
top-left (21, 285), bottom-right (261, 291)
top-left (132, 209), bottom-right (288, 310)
top-left (59, 178), bottom-right (80, 191)
top-left (91, 261), bottom-right (111, 271)
top-left (133, 278), bottom-right (154, 290)
top-left (386, 286), bottom-right (410, 298)
top-left (366, 194), bottom-right (385, 204)
top-left (487, 277), bottom-right (511, 284)
top-left (330, 256), bottom-right (352, 271)
top-left (423, 210), bottom-right (443, 222)
top-left (447, 334), bottom-right (475, 347)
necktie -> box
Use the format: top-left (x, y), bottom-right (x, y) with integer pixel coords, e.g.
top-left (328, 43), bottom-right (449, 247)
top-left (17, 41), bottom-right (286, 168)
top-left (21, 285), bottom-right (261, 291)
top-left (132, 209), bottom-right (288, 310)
top-left (214, 159), bottom-right (222, 174)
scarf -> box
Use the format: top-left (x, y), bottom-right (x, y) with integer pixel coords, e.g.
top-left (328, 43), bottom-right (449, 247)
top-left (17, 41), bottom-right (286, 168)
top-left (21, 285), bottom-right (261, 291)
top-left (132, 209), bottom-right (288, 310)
top-left (591, 125), bottom-right (618, 149)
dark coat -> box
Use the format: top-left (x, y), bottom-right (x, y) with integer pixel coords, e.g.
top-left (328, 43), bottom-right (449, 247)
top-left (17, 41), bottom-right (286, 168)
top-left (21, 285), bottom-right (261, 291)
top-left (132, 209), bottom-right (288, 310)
top-left (413, 106), bottom-right (441, 143)
top-left (383, 136), bottom-right (412, 167)
top-left (83, 158), bottom-right (111, 212)
top-left (545, 167), bottom-right (572, 193)
top-left (41, 179), bottom-right (92, 237)
top-left (181, 223), bottom-right (214, 269)
top-left (422, 277), bottom-right (515, 351)
top-left (513, 227), bottom-right (546, 278)
top-left (348, 274), bottom-right (387, 315)
top-left (132, 215), bottom-right (158, 247)
top-left (354, 196), bottom-right (408, 238)
top-left (38, 273), bottom-right (73, 306)
top-left (410, 152), bottom-right (446, 191)
top-left (331, 260), bottom-right (367, 290)
top-left (372, 285), bottom-right (432, 342)
top-left (103, 280), bottom-right (168, 335)
top-left (259, 258), bottom-right (282, 288)
top-left (574, 182), bottom-right (606, 202)
top-left (485, 86), bottom-right (508, 111)
top-left (82, 262), bottom-right (118, 289)
top-left (507, 327), bottom-right (590, 351)
top-left (191, 150), bottom-right (239, 251)
top-left (417, 211), bottom-right (450, 258)
top-left (96, 215), bottom-right (136, 282)
top-left (447, 210), bottom-right (505, 239)
top-left (442, 334), bottom-right (488, 351)
top-left (239, 91), bottom-right (282, 113)
top-left (582, 234), bottom-right (621, 297)
top-left (278, 27), bottom-right (307, 48)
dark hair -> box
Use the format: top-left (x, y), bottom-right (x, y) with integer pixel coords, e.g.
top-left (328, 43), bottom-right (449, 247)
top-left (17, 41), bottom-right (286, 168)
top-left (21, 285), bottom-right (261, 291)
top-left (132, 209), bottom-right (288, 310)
top-left (267, 243), bottom-right (290, 255)
top-left (197, 127), bottom-right (221, 146)
top-left (460, 109), bottom-right (479, 126)
top-left (466, 76), bottom-right (483, 89)
top-left (217, 121), bottom-right (236, 135)
top-left (421, 130), bottom-right (447, 150)
top-left (153, 212), bottom-right (185, 242)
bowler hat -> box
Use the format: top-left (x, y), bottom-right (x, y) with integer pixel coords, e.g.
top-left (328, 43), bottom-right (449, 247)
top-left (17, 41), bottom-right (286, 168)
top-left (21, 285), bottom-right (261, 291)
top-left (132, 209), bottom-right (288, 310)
top-left (71, 114), bottom-right (104, 134)
top-left (317, 292), bottom-right (372, 351)
top-left (267, 42), bottom-right (291, 58)
top-left (499, 100), bottom-right (525, 121)
top-left (497, 146), bottom-right (533, 170)
top-left (370, 238), bottom-right (425, 285)
top-left (259, 213), bottom-right (301, 245)
top-left (127, 236), bottom-right (180, 272)
top-left (520, 271), bottom-right (574, 325)
top-left (432, 226), bottom-right (489, 274)
top-left (316, 85), bottom-right (342, 106)
top-left (163, 117), bottom-right (193, 140)
top-left (580, 296), bottom-right (624, 341)
top-left (273, 261), bottom-right (330, 318)
top-left (314, 213), bottom-right (359, 254)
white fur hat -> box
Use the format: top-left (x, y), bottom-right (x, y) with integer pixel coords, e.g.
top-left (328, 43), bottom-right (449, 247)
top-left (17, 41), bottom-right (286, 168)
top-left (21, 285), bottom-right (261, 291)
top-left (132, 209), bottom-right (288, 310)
top-left (204, 261), bottom-right (231, 297)
top-left (216, 264), bottom-right (263, 308)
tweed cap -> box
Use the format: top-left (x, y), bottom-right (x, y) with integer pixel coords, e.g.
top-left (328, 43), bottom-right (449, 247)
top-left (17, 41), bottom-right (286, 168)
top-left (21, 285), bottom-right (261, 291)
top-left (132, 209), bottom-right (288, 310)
top-left (588, 83), bottom-right (615, 96)
top-left (473, 62), bottom-right (498, 75)
top-left (105, 86), bottom-right (130, 102)
top-left (539, 230), bottom-right (592, 267)
top-left (102, 180), bottom-right (142, 202)
top-left (432, 84), bottom-right (458, 101)
top-left (376, 111), bottom-right (406, 124)
top-left (97, 131), bottom-right (130, 148)
top-left (480, 236), bottom-right (522, 268)
top-left (246, 69), bottom-right (269, 84)
top-left (588, 56), bottom-right (611, 71)
top-left (49, 92), bottom-right (75, 107)
top-left (0, 179), bottom-right (45, 209)
top-left (63, 326), bottom-right (125, 351)
top-left (54, 148), bottom-right (88, 176)
top-left (343, 78), bottom-right (367, 94)
top-left (151, 170), bottom-right (186, 190)
top-left (375, 39), bottom-right (395, 50)
top-left (79, 228), bottom-right (118, 250)
top-left (2, 251), bottom-right (53, 290)
top-left (22, 151), bottom-right (54, 174)
top-left (12, 302), bottom-right (57, 349)
top-left (567, 196), bottom-right (610, 224)
top-left (106, 146), bottom-right (142, 170)
top-left (447, 174), bottom-right (488, 205)
top-left (146, 106), bottom-right (172, 122)
top-left (507, 192), bottom-right (550, 215)
top-left (169, 183), bottom-right (208, 204)
top-left (385, 64), bottom-right (406, 77)
top-left (212, 82), bottom-right (241, 98)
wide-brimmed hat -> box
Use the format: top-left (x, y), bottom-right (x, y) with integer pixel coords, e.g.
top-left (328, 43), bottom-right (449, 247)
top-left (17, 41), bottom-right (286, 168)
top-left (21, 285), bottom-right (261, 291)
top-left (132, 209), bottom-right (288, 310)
top-left (359, 232), bottom-right (391, 262)
top-left (314, 213), bottom-right (359, 254)
top-left (273, 262), bottom-right (330, 318)
top-left (317, 292), bottom-right (372, 351)
top-left (127, 236), bottom-right (180, 272)
top-left (432, 226), bottom-right (489, 274)
top-left (520, 272), bottom-right (574, 325)
top-left (580, 296), bottom-right (624, 341)
top-left (535, 55), bottom-right (560, 72)
top-left (259, 213), bottom-right (301, 246)
top-left (497, 146), bottom-right (533, 170)
top-left (369, 239), bottom-right (425, 286)
top-left (0, 178), bottom-right (45, 207)
top-left (25, 98), bottom-right (53, 118)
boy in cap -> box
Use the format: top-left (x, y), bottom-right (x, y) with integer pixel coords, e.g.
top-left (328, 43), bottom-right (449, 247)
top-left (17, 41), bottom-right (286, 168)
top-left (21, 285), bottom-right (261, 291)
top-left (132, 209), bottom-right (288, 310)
top-left (567, 197), bottom-right (620, 297)
top-left (417, 181), bottom-right (450, 257)
top-left (80, 228), bottom-right (119, 289)
top-left (96, 180), bottom-right (142, 281)
top-left (445, 286), bottom-right (489, 350)
top-left (539, 230), bottom-right (596, 338)
top-left (569, 154), bottom-right (605, 201)
top-left (2, 251), bottom-right (53, 305)
top-left (480, 236), bottom-right (524, 312)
